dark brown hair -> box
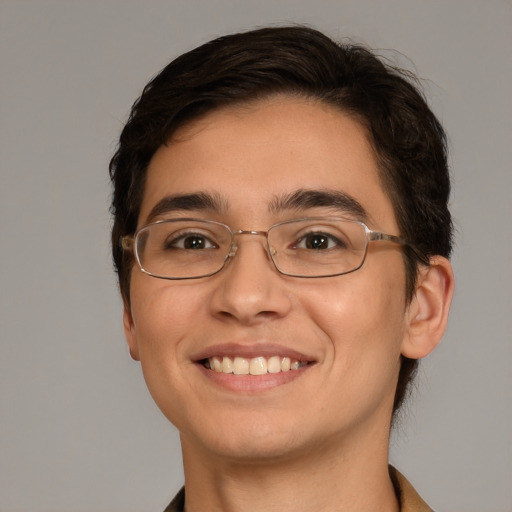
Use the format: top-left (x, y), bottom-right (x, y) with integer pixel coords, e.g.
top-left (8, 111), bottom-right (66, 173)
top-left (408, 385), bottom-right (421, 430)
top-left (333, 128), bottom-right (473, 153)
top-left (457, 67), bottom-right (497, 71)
top-left (109, 25), bottom-right (452, 414)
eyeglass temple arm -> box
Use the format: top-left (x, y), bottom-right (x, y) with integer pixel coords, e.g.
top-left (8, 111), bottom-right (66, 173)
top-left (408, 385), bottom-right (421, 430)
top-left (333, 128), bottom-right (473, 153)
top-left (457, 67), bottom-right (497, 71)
top-left (368, 232), bottom-right (430, 265)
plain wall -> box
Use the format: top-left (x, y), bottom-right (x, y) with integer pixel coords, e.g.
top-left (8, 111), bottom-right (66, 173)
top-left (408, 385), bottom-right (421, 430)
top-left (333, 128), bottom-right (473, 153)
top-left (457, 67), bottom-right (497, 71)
top-left (1, 1), bottom-right (511, 511)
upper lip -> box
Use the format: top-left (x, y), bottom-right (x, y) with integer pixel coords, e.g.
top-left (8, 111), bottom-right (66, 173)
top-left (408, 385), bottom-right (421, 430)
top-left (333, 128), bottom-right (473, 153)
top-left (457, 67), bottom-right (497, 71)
top-left (191, 342), bottom-right (316, 363)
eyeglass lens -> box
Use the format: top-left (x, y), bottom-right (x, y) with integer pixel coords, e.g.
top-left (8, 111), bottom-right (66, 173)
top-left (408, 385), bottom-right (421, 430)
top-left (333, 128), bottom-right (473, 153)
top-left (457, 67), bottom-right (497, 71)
top-left (134, 218), bottom-right (369, 279)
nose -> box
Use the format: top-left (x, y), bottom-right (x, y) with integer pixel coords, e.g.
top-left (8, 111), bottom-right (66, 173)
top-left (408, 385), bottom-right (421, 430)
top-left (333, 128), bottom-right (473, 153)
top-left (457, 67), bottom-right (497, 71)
top-left (209, 231), bottom-right (293, 325)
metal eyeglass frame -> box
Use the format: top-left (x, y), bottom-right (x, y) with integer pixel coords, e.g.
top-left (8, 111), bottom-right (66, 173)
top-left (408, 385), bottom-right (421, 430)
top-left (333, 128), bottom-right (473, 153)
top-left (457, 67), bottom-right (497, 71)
top-left (121, 217), bottom-right (427, 280)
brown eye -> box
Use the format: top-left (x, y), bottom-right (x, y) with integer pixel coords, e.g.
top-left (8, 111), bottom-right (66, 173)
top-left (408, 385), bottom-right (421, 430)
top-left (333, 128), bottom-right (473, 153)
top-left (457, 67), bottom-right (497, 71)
top-left (182, 235), bottom-right (208, 249)
top-left (295, 232), bottom-right (346, 250)
top-left (165, 233), bottom-right (217, 250)
top-left (304, 234), bottom-right (329, 249)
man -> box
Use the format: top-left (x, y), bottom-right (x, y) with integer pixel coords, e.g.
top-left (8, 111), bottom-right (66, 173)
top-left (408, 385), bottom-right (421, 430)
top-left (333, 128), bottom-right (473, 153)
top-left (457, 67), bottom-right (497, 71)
top-left (110, 26), bottom-right (454, 512)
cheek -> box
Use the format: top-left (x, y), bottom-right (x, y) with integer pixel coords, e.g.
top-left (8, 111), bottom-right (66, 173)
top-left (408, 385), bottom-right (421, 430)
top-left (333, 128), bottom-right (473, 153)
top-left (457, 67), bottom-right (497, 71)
top-left (129, 278), bottom-right (205, 362)
top-left (299, 272), bottom-right (407, 416)
top-left (128, 278), bottom-right (209, 426)
top-left (300, 266), bottom-right (407, 364)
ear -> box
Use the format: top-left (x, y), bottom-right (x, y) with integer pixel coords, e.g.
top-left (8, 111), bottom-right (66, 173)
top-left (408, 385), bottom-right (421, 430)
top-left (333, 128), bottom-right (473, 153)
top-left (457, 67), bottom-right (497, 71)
top-left (123, 303), bottom-right (140, 361)
top-left (401, 256), bottom-right (455, 359)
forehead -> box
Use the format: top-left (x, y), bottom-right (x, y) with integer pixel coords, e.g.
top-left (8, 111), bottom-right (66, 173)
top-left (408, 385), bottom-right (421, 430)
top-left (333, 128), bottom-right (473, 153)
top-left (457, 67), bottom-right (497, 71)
top-left (140, 97), bottom-right (397, 230)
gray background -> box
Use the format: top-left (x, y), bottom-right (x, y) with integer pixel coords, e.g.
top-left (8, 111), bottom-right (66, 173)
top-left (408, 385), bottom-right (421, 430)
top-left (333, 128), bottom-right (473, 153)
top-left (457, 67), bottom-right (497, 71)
top-left (1, 1), bottom-right (511, 511)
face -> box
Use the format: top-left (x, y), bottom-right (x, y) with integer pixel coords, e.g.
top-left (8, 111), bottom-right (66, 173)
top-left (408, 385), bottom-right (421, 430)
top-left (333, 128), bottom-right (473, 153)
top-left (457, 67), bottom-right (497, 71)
top-left (124, 97), bottom-right (412, 463)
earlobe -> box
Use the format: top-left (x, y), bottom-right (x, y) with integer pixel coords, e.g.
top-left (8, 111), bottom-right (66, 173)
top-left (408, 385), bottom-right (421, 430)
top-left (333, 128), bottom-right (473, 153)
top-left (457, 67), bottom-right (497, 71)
top-left (401, 256), bottom-right (455, 359)
top-left (123, 305), bottom-right (140, 361)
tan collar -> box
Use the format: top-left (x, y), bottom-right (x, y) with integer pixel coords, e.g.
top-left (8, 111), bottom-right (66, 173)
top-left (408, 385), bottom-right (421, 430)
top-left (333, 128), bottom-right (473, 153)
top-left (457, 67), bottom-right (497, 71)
top-left (390, 466), bottom-right (433, 512)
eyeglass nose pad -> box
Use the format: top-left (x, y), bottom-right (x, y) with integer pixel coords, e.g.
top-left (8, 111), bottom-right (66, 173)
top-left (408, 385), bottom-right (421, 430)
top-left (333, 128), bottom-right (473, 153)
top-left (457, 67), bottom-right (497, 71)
top-left (227, 244), bottom-right (238, 259)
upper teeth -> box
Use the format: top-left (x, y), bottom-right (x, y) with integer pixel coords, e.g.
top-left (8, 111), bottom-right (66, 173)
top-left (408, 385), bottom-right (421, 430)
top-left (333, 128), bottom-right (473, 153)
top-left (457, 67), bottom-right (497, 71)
top-left (207, 356), bottom-right (306, 375)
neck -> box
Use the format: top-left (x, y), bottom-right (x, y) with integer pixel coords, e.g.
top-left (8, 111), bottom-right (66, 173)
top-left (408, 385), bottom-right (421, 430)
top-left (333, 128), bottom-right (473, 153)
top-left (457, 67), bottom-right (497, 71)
top-left (180, 426), bottom-right (399, 512)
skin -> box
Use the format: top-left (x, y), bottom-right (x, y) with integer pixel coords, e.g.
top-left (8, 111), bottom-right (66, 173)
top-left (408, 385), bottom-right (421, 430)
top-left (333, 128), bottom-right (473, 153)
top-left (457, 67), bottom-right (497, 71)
top-left (124, 96), bottom-right (454, 512)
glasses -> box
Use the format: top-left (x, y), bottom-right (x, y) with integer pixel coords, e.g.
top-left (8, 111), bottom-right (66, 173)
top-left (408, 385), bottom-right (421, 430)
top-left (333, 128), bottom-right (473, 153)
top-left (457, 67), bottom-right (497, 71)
top-left (121, 217), bottom-right (417, 280)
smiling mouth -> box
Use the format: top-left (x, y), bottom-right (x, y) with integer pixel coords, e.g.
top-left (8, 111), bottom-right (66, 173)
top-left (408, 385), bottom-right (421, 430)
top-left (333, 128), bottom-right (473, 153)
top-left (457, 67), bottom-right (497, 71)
top-left (202, 356), bottom-right (309, 376)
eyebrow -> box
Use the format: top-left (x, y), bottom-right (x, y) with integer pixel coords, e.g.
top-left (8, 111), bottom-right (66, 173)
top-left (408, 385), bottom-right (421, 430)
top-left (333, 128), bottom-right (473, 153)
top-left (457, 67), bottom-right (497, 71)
top-left (144, 188), bottom-right (370, 224)
top-left (269, 189), bottom-right (370, 222)
top-left (145, 192), bottom-right (227, 223)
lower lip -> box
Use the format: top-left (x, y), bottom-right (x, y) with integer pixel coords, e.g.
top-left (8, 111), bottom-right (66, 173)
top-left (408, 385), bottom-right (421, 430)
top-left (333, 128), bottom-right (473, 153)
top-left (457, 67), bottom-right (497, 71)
top-left (196, 363), bottom-right (312, 393)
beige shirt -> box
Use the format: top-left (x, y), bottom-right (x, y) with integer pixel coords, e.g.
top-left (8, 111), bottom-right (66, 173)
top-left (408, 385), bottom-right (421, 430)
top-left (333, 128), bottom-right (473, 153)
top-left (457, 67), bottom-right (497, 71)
top-left (389, 466), bottom-right (433, 512)
top-left (163, 467), bottom-right (433, 511)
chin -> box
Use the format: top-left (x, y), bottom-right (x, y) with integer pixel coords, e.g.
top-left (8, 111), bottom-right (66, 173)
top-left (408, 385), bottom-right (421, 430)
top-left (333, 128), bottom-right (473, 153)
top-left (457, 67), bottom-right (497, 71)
top-left (185, 412), bottom-right (336, 466)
